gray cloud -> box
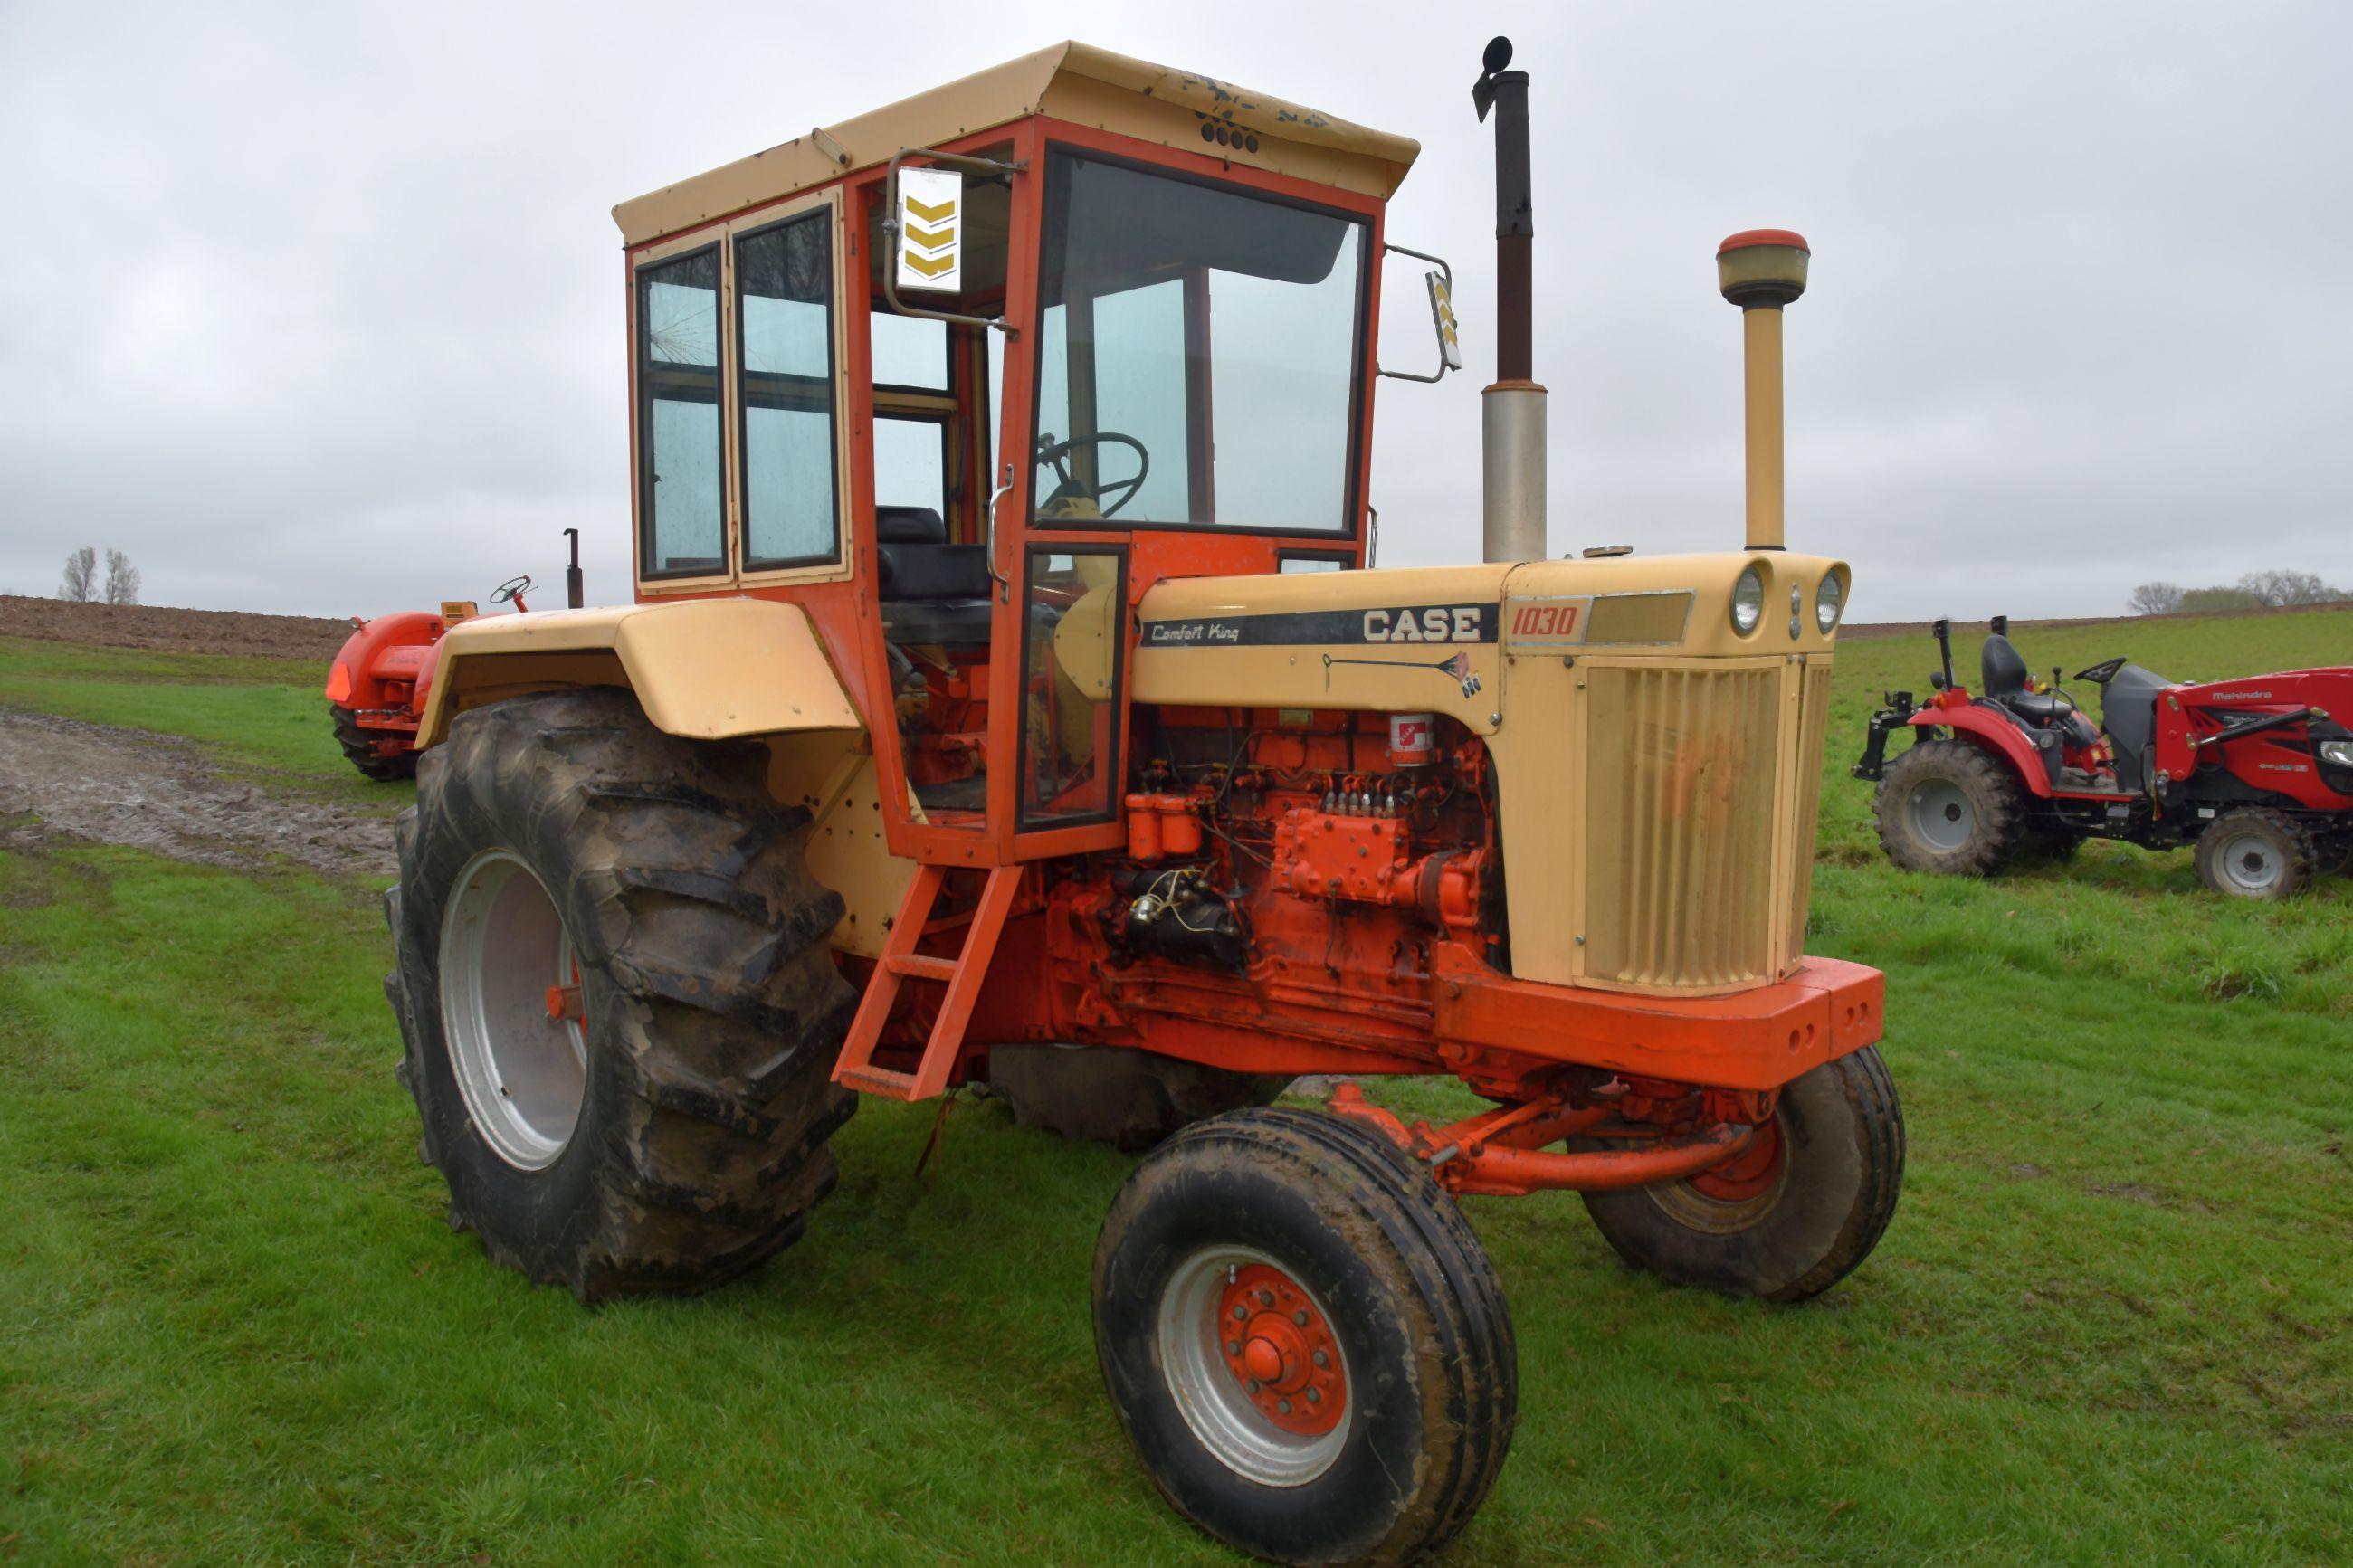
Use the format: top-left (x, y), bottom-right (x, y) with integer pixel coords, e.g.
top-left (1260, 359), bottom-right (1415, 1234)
top-left (3, 0), bottom-right (2346, 622)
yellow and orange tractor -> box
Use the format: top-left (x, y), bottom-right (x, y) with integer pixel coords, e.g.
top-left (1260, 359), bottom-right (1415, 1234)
top-left (382, 37), bottom-right (1896, 1564)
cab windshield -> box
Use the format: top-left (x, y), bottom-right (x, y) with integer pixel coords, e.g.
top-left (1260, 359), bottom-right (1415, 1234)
top-left (1031, 148), bottom-right (1368, 532)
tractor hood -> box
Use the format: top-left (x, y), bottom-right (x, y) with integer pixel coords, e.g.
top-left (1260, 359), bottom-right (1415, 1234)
top-left (1132, 552), bottom-right (1850, 727)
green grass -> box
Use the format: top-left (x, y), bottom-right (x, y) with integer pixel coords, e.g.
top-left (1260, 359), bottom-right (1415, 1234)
top-left (0, 634), bottom-right (395, 808)
top-left (2, 609), bottom-right (2350, 1564)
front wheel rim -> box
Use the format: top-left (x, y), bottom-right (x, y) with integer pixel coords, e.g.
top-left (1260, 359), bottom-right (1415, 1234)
top-left (1906, 777), bottom-right (1976, 852)
top-left (1157, 1246), bottom-right (1352, 1487)
top-left (2214, 831), bottom-right (2282, 894)
top-left (439, 850), bottom-right (588, 1170)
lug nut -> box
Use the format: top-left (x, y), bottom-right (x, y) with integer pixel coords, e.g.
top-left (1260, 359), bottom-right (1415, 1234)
top-left (1306, 1389), bottom-right (1321, 1404)
top-left (1312, 1350), bottom-right (1329, 1367)
top-left (1293, 1310), bottom-right (1310, 1326)
top-left (1227, 1341), bottom-right (1242, 1357)
top-left (1233, 1305), bottom-right (1248, 1320)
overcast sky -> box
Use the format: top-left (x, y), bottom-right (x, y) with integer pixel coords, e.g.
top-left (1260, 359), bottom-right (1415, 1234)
top-left (3, 0), bottom-right (2347, 624)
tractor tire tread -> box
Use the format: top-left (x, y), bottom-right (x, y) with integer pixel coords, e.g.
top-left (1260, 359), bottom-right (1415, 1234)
top-left (385, 686), bottom-right (855, 1304)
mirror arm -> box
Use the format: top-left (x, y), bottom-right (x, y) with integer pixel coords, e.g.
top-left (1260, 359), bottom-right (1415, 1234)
top-left (883, 147), bottom-right (1026, 339)
top-left (1376, 242), bottom-right (1456, 384)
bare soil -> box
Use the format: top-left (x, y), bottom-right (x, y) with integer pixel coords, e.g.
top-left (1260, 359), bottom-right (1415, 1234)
top-left (0, 594), bottom-right (353, 662)
top-left (0, 708), bottom-right (395, 879)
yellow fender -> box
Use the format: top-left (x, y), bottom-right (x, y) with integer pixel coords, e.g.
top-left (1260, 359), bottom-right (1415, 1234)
top-left (415, 597), bottom-right (862, 747)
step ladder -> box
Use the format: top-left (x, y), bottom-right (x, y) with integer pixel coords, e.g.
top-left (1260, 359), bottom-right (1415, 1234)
top-left (831, 862), bottom-right (1021, 1101)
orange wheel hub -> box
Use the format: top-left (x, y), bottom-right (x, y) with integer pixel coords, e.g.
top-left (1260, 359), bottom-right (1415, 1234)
top-left (1689, 1117), bottom-right (1783, 1202)
top-left (1216, 1263), bottom-right (1347, 1436)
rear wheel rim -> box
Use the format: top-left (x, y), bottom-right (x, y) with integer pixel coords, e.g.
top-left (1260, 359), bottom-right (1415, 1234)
top-left (2214, 831), bottom-right (2282, 894)
top-left (1906, 777), bottom-right (1975, 851)
top-left (1157, 1246), bottom-right (1352, 1487)
top-left (439, 850), bottom-right (588, 1170)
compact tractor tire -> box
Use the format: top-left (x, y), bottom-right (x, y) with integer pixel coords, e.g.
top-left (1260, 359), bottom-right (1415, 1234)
top-left (2193, 807), bottom-right (2315, 900)
top-left (986, 1043), bottom-right (1286, 1153)
top-left (331, 703), bottom-right (417, 783)
top-left (1580, 1046), bottom-right (1904, 1302)
top-left (384, 687), bottom-right (857, 1302)
top-left (1094, 1107), bottom-right (1515, 1567)
top-left (1874, 738), bottom-right (2026, 876)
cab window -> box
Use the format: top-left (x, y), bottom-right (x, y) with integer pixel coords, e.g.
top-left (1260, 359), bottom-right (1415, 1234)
top-left (635, 247), bottom-right (725, 575)
top-left (1032, 149), bottom-right (1368, 532)
top-left (737, 213), bottom-right (839, 569)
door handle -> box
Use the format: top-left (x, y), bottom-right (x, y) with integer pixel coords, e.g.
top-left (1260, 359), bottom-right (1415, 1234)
top-left (985, 462), bottom-right (1014, 603)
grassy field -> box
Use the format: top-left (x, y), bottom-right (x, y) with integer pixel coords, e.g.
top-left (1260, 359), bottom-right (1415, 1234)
top-left (2, 610), bottom-right (2349, 1565)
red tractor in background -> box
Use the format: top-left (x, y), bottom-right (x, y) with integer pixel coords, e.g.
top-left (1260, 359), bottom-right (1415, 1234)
top-left (323, 531), bottom-right (584, 781)
top-left (1856, 616), bottom-right (2353, 898)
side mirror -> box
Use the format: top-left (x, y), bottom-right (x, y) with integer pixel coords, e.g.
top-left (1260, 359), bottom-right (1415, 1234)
top-left (1377, 243), bottom-right (1460, 383)
top-left (893, 165), bottom-right (962, 293)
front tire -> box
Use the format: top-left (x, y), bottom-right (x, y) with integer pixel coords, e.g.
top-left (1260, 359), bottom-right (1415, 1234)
top-left (1874, 738), bottom-right (2026, 876)
top-left (1094, 1108), bottom-right (1516, 1566)
top-left (2194, 807), bottom-right (2314, 900)
top-left (1581, 1047), bottom-right (1904, 1302)
top-left (386, 687), bottom-right (857, 1301)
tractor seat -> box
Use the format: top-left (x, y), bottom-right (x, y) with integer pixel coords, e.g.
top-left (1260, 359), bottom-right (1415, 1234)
top-left (1981, 631), bottom-right (2077, 724)
top-left (874, 505), bottom-right (992, 642)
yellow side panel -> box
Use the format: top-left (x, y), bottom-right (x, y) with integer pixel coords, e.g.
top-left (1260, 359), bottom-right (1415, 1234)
top-left (418, 598), bottom-right (862, 746)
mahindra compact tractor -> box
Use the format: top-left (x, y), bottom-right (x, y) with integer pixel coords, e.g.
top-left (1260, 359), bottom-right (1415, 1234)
top-left (1857, 616), bottom-right (2353, 898)
top-left (379, 39), bottom-right (1900, 1564)
top-left (322, 533), bottom-right (585, 780)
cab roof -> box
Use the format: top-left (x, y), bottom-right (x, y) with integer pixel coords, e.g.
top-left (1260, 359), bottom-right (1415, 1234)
top-left (612, 41), bottom-right (1422, 248)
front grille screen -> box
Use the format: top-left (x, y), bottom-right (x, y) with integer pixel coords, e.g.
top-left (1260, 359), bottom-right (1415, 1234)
top-left (1583, 664), bottom-right (1783, 989)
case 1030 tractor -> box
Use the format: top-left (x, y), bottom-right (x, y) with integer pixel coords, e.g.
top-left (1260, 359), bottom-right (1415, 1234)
top-left (382, 38), bottom-right (1898, 1564)
top-left (1857, 615), bottom-right (2353, 898)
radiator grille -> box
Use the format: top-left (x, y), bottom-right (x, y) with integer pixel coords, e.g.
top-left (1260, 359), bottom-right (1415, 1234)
top-left (1583, 664), bottom-right (1783, 989)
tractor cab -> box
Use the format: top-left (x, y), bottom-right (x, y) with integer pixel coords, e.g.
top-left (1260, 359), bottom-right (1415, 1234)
top-left (612, 44), bottom-right (1420, 864)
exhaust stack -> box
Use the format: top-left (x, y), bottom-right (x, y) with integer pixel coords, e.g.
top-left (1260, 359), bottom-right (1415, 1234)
top-left (1474, 37), bottom-right (1545, 564)
top-left (1716, 230), bottom-right (1811, 551)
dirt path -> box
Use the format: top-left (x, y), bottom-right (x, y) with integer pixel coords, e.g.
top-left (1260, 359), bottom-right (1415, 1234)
top-left (0, 708), bottom-right (396, 880)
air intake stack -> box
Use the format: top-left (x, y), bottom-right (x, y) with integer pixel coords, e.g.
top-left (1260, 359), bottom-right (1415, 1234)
top-left (1716, 230), bottom-right (1811, 551)
top-left (1474, 37), bottom-right (1545, 564)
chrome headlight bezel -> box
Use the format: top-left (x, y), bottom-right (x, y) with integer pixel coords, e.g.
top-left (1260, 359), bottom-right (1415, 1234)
top-left (1815, 573), bottom-right (1846, 634)
top-left (2319, 738), bottom-right (2353, 769)
top-left (1730, 566), bottom-right (1765, 635)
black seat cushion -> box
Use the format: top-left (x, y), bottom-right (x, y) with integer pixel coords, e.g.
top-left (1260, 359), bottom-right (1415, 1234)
top-left (1980, 632), bottom-right (2029, 698)
top-left (876, 506), bottom-right (946, 545)
top-left (879, 542), bottom-right (991, 601)
top-left (881, 596), bottom-right (994, 643)
top-left (2001, 690), bottom-right (2076, 723)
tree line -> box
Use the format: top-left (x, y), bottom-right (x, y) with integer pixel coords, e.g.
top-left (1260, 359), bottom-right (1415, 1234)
top-left (2128, 570), bottom-right (2343, 617)
top-left (57, 547), bottom-right (140, 605)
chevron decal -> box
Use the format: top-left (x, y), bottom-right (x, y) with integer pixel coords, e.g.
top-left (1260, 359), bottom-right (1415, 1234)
top-left (894, 166), bottom-right (961, 294)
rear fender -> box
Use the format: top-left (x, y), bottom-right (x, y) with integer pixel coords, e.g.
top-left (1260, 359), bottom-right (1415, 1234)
top-left (415, 597), bottom-right (865, 748)
top-left (1911, 706), bottom-right (2056, 796)
top-left (326, 610), bottom-right (443, 712)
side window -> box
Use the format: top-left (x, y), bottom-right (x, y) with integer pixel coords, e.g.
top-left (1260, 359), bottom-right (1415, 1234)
top-left (636, 248), bottom-right (724, 576)
top-left (874, 416), bottom-right (948, 523)
top-left (737, 214), bottom-right (838, 569)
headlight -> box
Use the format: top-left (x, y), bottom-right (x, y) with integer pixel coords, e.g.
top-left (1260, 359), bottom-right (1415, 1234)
top-left (1815, 574), bottom-right (1845, 633)
top-left (1730, 566), bottom-right (1765, 634)
top-left (2320, 739), bottom-right (2353, 768)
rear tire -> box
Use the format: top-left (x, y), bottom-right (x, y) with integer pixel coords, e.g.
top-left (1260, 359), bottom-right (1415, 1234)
top-left (1094, 1108), bottom-right (1516, 1566)
top-left (1874, 738), bottom-right (2027, 876)
top-left (331, 702), bottom-right (416, 782)
top-left (986, 1044), bottom-right (1285, 1153)
top-left (2194, 807), bottom-right (2314, 900)
top-left (1580, 1047), bottom-right (1904, 1302)
top-left (386, 687), bottom-right (856, 1301)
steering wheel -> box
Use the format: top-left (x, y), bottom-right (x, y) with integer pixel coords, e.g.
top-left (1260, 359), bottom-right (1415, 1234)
top-left (2072, 656), bottom-right (2127, 684)
top-left (490, 575), bottom-right (535, 607)
top-left (1034, 432), bottom-right (1149, 518)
